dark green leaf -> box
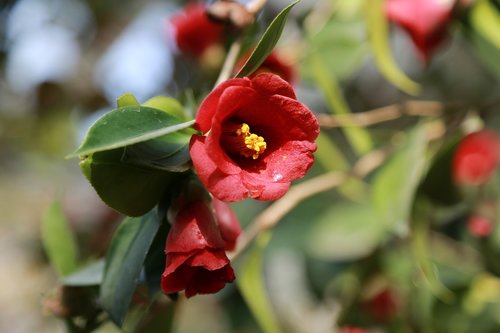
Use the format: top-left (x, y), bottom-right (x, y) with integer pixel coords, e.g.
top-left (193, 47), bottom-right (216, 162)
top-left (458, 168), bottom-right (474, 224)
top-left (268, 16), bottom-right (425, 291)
top-left (117, 93), bottom-right (140, 108)
top-left (81, 148), bottom-right (176, 217)
top-left (41, 201), bottom-right (78, 277)
top-left (67, 105), bottom-right (194, 158)
top-left (237, 232), bottom-right (281, 333)
top-left (143, 222), bottom-right (170, 300)
top-left (62, 259), bottom-right (105, 286)
top-left (100, 210), bottom-right (162, 326)
top-left (235, 1), bottom-right (299, 78)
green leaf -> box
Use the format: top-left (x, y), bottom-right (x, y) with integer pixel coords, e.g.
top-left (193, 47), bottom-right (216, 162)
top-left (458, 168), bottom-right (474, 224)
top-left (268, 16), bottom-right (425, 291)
top-left (371, 124), bottom-right (428, 232)
top-left (471, 0), bottom-right (500, 50)
top-left (143, 96), bottom-right (186, 121)
top-left (41, 201), bottom-right (78, 277)
top-left (235, 1), bottom-right (299, 78)
top-left (237, 232), bottom-right (281, 333)
top-left (62, 259), bottom-right (105, 286)
top-left (67, 105), bottom-right (195, 158)
top-left (364, 0), bottom-right (421, 95)
top-left (117, 93), bottom-right (140, 108)
top-left (81, 148), bottom-right (176, 217)
top-left (307, 202), bottom-right (384, 261)
top-left (100, 210), bottom-right (162, 326)
top-left (310, 54), bottom-right (373, 155)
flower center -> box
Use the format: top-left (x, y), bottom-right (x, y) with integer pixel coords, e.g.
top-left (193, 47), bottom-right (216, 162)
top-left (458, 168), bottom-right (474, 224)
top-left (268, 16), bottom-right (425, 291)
top-left (223, 122), bottom-right (267, 159)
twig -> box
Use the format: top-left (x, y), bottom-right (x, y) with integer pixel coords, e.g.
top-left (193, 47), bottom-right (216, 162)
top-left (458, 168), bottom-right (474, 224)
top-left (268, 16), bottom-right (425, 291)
top-left (318, 101), bottom-right (444, 128)
top-left (214, 38), bottom-right (243, 86)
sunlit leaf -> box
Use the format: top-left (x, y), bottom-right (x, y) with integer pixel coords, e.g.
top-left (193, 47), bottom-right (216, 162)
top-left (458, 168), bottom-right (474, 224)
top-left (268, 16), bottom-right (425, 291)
top-left (307, 202), bottom-right (384, 261)
top-left (371, 124), bottom-right (427, 232)
top-left (67, 106), bottom-right (194, 158)
top-left (117, 93), bottom-right (140, 108)
top-left (237, 232), bottom-right (281, 333)
top-left (310, 54), bottom-right (373, 155)
top-left (471, 0), bottom-right (500, 50)
top-left (364, 0), bottom-right (421, 95)
top-left (41, 201), bottom-right (78, 277)
top-left (100, 210), bottom-right (161, 326)
top-left (62, 260), bottom-right (105, 286)
top-left (143, 96), bottom-right (187, 121)
top-left (236, 1), bottom-right (299, 78)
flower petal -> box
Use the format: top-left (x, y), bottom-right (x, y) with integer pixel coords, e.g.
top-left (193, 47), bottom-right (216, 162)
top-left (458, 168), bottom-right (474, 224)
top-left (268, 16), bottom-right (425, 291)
top-left (250, 73), bottom-right (296, 99)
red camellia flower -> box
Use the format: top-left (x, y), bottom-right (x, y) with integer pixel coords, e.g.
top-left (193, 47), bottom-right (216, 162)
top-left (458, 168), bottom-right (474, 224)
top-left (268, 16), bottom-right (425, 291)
top-left (189, 73), bottom-right (320, 202)
top-left (452, 130), bottom-right (499, 185)
top-left (170, 3), bottom-right (223, 58)
top-left (236, 51), bottom-right (296, 84)
top-left (161, 200), bottom-right (236, 298)
top-left (467, 215), bottom-right (493, 238)
top-left (212, 198), bottom-right (241, 251)
top-left (385, 0), bottom-right (455, 62)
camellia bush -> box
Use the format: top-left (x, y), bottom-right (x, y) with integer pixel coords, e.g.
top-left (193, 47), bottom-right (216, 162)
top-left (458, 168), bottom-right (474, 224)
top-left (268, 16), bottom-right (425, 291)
top-left (40, 0), bottom-right (500, 332)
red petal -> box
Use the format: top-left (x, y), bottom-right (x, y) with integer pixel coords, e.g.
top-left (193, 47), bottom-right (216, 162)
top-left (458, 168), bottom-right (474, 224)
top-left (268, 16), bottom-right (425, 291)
top-left (185, 248), bottom-right (230, 270)
top-left (250, 73), bottom-right (296, 99)
top-left (212, 199), bottom-right (241, 251)
top-left (195, 78), bottom-right (251, 133)
top-left (190, 136), bottom-right (249, 201)
top-left (161, 261), bottom-right (195, 294)
top-left (184, 265), bottom-right (235, 298)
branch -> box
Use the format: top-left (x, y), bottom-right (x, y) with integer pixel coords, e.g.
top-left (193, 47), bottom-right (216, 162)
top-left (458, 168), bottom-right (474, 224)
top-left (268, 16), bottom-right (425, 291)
top-left (318, 101), bottom-right (444, 128)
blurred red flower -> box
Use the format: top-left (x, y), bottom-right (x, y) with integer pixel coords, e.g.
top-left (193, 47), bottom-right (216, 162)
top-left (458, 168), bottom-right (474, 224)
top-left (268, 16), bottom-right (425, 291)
top-left (467, 215), bottom-right (493, 238)
top-left (453, 130), bottom-right (499, 185)
top-left (363, 288), bottom-right (399, 322)
top-left (161, 200), bottom-right (236, 298)
top-left (212, 198), bottom-right (241, 251)
top-left (385, 0), bottom-right (455, 62)
top-left (190, 73), bottom-right (319, 202)
top-left (236, 51), bottom-right (296, 84)
top-left (170, 3), bottom-right (224, 58)
top-left (339, 327), bottom-right (369, 333)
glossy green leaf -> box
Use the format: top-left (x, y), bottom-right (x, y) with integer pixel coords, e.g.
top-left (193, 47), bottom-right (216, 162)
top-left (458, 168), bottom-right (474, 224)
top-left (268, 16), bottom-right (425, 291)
top-left (117, 93), bottom-right (140, 108)
top-left (67, 105), bottom-right (194, 158)
top-left (471, 0), bottom-right (500, 50)
top-left (235, 1), bottom-right (299, 78)
top-left (143, 96), bottom-right (186, 120)
top-left (62, 259), bottom-right (105, 286)
top-left (364, 0), bottom-right (421, 95)
top-left (371, 125), bottom-right (427, 231)
top-left (100, 210), bottom-right (161, 326)
top-left (237, 232), bottom-right (281, 333)
top-left (81, 148), bottom-right (176, 217)
top-left (41, 201), bottom-right (78, 277)
top-left (307, 202), bottom-right (384, 261)
top-left (310, 54), bottom-right (373, 155)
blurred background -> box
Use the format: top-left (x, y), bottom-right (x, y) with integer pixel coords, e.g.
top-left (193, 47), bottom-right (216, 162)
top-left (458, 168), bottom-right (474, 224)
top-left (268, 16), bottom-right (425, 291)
top-left (1, 0), bottom-right (500, 332)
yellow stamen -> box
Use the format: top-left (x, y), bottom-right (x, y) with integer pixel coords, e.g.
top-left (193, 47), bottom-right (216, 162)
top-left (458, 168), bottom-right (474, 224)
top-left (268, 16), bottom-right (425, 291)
top-left (236, 123), bottom-right (267, 159)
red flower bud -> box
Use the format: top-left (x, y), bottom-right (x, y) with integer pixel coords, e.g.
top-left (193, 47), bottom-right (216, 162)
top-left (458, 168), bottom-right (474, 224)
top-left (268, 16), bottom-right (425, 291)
top-left (161, 200), bottom-right (235, 298)
top-left (385, 0), bottom-right (455, 62)
top-left (453, 130), bottom-right (499, 185)
top-left (467, 215), bottom-right (493, 238)
top-left (190, 73), bottom-right (319, 202)
top-left (363, 288), bottom-right (399, 322)
top-left (170, 3), bottom-right (224, 58)
top-left (236, 51), bottom-right (296, 84)
top-left (212, 198), bottom-right (241, 251)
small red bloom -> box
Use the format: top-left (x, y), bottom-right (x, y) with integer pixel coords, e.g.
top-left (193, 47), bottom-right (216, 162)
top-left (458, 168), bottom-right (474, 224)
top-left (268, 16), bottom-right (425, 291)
top-left (467, 215), bottom-right (493, 238)
top-left (190, 73), bottom-right (319, 202)
top-left (236, 51), bottom-right (296, 84)
top-left (385, 0), bottom-right (455, 62)
top-left (170, 3), bottom-right (224, 58)
top-left (339, 327), bottom-right (369, 333)
top-left (363, 289), bottom-right (399, 322)
top-left (453, 130), bottom-right (499, 185)
top-left (161, 200), bottom-right (235, 298)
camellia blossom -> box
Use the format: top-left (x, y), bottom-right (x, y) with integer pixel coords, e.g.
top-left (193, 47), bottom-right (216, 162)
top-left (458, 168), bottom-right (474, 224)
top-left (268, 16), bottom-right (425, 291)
top-left (170, 3), bottom-right (224, 58)
top-left (190, 73), bottom-right (320, 202)
top-left (452, 130), bottom-right (499, 185)
top-left (161, 200), bottom-right (236, 298)
top-left (212, 198), bottom-right (241, 251)
top-left (235, 51), bottom-right (296, 84)
top-left (385, 0), bottom-right (455, 62)
top-left (467, 215), bottom-right (493, 238)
